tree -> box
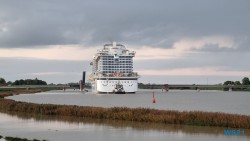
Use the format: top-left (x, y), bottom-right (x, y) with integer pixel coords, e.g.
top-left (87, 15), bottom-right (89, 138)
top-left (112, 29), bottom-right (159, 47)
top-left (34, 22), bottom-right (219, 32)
top-left (7, 81), bottom-right (12, 85)
top-left (242, 77), bottom-right (250, 85)
top-left (13, 80), bottom-right (20, 85)
top-left (235, 81), bottom-right (241, 85)
top-left (223, 81), bottom-right (234, 85)
top-left (12, 78), bottom-right (47, 85)
top-left (19, 79), bottom-right (25, 85)
top-left (0, 77), bottom-right (6, 85)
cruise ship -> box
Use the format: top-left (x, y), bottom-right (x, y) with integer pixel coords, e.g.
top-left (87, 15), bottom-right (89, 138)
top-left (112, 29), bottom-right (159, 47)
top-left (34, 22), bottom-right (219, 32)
top-left (89, 42), bottom-right (139, 94)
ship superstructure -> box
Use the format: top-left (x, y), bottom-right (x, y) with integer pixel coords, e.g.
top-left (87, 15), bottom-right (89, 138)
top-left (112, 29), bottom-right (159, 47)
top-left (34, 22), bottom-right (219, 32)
top-left (89, 42), bottom-right (139, 93)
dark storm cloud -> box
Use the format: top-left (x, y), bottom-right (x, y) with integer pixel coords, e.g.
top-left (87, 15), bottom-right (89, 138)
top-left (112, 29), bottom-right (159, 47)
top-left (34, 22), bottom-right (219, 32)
top-left (0, 0), bottom-right (250, 49)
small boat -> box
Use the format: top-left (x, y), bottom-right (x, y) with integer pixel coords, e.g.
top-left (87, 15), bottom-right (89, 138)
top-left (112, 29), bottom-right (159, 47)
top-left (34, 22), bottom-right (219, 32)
top-left (113, 82), bottom-right (125, 94)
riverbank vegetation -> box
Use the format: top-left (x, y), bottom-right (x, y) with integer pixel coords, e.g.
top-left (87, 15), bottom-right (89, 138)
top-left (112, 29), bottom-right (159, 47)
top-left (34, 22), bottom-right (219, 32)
top-left (138, 77), bottom-right (250, 91)
top-left (0, 135), bottom-right (47, 141)
top-left (1, 90), bottom-right (250, 129)
top-left (0, 89), bottom-right (43, 98)
top-left (0, 86), bottom-right (63, 98)
top-left (0, 77), bottom-right (48, 86)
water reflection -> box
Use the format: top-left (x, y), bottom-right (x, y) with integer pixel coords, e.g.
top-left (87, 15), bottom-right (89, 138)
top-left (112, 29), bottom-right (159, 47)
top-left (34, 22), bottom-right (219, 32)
top-left (1, 111), bottom-right (249, 139)
top-left (3, 89), bottom-right (250, 141)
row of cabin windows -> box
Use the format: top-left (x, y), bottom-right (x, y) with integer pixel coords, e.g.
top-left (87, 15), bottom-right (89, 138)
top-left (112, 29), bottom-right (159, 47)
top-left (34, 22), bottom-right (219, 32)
top-left (99, 60), bottom-right (132, 63)
top-left (100, 62), bottom-right (133, 65)
top-left (100, 71), bottom-right (132, 73)
top-left (100, 63), bottom-right (132, 65)
top-left (100, 57), bottom-right (132, 58)
top-left (99, 80), bottom-right (136, 83)
top-left (100, 56), bottom-right (132, 58)
top-left (100, 59), bottom-right (132, 61)
top-left (100, 69), bottom-right (133, 71)
top-left (99, 66), bottom-right (133, 68)
top-left (99, 70), bottom-right (133, 73)
top-left (98, 66), bottom-right (133, 70)
top-left (99, 67), bottom-right (133, 70)
top-left (99, 63), bottom-right (133, 66)
top-left (99, 68), bottom-right (133, 69)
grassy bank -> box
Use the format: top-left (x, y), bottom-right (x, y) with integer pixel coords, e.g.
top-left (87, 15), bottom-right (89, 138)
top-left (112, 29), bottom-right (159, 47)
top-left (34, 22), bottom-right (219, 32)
top-left (0, 87), bottom-right (62, 98)
top-left (0, 90), bottom-right (44, 98)
top-left (1, 90), bottom-right (250, 129)
top-left (0, 135), bottom-right (47, 141)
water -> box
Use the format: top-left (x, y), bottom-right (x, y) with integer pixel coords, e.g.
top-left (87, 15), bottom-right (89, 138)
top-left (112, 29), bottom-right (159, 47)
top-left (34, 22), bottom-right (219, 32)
top-left (7, 89), bottom-right (250, 115)
top-left (0, 112), bottom-right (249, 141)
top-left (2, 89), bottom-right (250, 140)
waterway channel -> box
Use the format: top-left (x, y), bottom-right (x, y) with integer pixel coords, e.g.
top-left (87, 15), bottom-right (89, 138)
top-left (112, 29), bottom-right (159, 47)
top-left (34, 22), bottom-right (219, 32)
top-left (1, 89), bottom-right (249, 141)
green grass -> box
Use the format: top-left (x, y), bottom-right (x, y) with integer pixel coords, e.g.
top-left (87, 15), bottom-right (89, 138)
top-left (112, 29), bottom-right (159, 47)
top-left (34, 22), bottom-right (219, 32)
top-left (0, 88), bottom-right (26, 91)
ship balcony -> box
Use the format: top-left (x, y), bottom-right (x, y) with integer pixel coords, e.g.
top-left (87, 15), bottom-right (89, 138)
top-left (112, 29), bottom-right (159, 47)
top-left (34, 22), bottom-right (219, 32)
top-left (92, 72), bottom-right (139, 78)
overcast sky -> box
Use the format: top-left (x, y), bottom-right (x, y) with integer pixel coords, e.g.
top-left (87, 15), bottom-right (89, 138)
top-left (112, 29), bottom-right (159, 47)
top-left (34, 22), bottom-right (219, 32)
top-left (1, 0), bottom-right (250, 84)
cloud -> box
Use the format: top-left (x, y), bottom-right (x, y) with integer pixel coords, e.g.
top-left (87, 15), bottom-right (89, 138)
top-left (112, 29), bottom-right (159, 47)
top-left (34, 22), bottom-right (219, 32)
top-left (1, 0), bottom-right (250, 84)
top-left (0, 35), bottom-right (240, 61)
top-left (133, 35), bottom-right (237, 60)
top-left (0, 35), bottom-right (235, 61)
top-left (0, 0), bottom-right (250, 49)
top-left (172, 36), bottom-right (237, 51)
top-left (29, 72), bottom-right (68, 76)
top-left (138, 67), bottom-right (250, 76)
top-left (0, 45), bottom-right (98, 60)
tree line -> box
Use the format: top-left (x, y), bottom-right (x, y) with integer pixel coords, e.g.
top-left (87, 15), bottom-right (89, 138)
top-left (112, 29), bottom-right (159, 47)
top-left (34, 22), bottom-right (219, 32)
top-left (0, 77), bottom-right (47, 85)
top-left (223, 77), bottom-right (250, 85)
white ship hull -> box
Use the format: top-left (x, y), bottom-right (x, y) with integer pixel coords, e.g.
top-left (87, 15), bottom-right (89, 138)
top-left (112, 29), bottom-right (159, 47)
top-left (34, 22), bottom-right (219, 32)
top-left (92, 78), bottom-right (138, 93)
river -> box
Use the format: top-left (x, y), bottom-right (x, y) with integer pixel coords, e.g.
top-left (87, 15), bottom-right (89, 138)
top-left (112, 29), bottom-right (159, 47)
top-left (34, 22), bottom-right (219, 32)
top-left (1, 89), bottom-right (249, 141)
top-left (7, 89), bottom-right (250, 115)
top-left (0, 112), bottom-right (249, 141)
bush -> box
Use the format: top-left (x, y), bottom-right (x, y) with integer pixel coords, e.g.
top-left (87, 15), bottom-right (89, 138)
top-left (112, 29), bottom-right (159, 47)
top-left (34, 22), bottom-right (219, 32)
top-left (0, 77), bottom-right (6, 85)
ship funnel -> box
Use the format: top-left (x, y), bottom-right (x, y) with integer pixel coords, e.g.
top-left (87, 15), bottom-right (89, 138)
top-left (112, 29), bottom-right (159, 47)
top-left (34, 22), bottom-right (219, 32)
top-left (80, 71), bottom-right (86, 91)
top-left (82, 71), bottom-right (86, 85)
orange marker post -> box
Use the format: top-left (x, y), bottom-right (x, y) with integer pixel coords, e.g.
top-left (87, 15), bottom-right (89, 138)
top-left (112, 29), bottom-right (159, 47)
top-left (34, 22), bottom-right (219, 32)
top-left (152, 92), bottom-right (156, 103)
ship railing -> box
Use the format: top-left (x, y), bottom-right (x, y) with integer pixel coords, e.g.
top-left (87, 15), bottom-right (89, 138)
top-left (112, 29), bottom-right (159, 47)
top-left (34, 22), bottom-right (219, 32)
top-left (126, 51), bottom-right (136, 55)
top-left (92, 72), bottom-right (139, 78)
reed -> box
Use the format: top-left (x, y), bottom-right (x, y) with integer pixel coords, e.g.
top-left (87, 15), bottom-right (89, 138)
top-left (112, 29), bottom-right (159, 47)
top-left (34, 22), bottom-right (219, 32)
top-left (1, 90), bottom-right (250, 129)
top-left (0, 90), bottom-right (43, 98)
top-left (3, 136), bottom-right (47, 141)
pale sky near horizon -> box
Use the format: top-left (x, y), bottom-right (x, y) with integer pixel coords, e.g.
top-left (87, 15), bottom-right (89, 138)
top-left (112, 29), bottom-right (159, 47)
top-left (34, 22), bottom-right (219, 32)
top-left (1, 0), bottom-right (250, 84)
